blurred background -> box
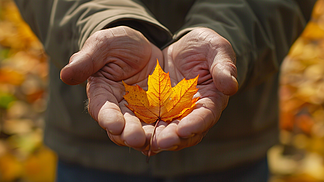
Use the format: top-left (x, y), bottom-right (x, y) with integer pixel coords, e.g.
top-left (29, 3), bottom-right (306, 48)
top-left (0, 0), bottom-right (323, 181)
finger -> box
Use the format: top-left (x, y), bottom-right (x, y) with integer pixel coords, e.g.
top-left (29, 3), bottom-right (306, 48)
top-left (87, 77), bottom-right (125, 135)
top-left (154, 127), bottom-right (204, 153)
top-left (210, 38), bottom-right (238, 95)
top-left (106, 108), bottom-right (147, 149)
top-left (154, 121), bottom-right (180, 152)
top-left (211, 61), bottom-right (238, 96)
top-left (98, 101), bottom-right (125, 135)
top-left (120, 110), bottom-right (146, 148)
top-left (142, 123), bottom-right (154, 142)
top-left (176, 98), bottom-right (220, 138)
top-left (141, 123), bottom-right (155, 152)
top-left (60, 49), bottom-right (104, 85)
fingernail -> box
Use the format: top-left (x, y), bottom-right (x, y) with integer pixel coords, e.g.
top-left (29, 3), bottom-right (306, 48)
top-left (154, 146), bottom-right (178, 153)
top-left (182, 133), bottom-right (195, 139)
top-left (68, 53), bottom-right (82, 66)
top-left (142, 151), bottom-right (149, 156)
top-left (188, 133), bottom-right (195, 138)
top-left (106, 129), bottom-right (114, 135)
top-left (231, 75), bottom-right (239, 92)
top-left (124, 141), bottom-right (130, 147)
top-left (167, 146), bottom-right (178, 151)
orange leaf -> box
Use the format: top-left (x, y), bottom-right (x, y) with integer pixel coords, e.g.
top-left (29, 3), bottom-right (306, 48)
top-left (123, 60), bottom-right (199, 124)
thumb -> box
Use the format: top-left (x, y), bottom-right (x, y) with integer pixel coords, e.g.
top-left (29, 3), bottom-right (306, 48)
top-left (60, 52), bottom-right (102, 85)
top-left (211, 61), bottom-right (238, 96)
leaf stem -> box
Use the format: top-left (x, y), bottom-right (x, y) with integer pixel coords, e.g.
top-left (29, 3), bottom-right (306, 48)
top-left (146, 119), bottom-right (160, 163)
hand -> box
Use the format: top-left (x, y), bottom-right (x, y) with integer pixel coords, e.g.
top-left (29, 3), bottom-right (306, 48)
top-left (144, 27), bottom-right (238, 154)
top-left (60, 26), bottom-right (163, 150)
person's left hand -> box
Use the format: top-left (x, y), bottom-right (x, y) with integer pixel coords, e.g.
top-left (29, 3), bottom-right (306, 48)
top-left (142, 27), bottom-right (239, 155)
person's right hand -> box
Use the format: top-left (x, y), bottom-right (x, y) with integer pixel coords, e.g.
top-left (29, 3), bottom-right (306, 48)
top-left (60, 26), bottom-right (163, 150)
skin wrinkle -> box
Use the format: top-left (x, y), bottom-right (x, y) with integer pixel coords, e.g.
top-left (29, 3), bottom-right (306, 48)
top-left (102, 63), bottom-right (125, 81)
top-left (113, 45), bottom-right (150, 80)
top-left (197, 71), bottom-right (212, 85)
top-left (91, 27), bottom-right (152, 82)
top-left (89, 72), bottom-right (125, 102)
top-left (91, 31), bottom-right (112, 61)
top-left (101, 58), bottom-right (126, 81)
top-left (173, 56), bottom-right (203, 82)
top-left (181, 54), bottom-right (205, 69)
top-left (172, 47), bottom-right (211, 82)
top-left (110, 25), bottom-right (127, 38)
top-left (163, 46), bottom-right (182, 86)
top-left (122, 73), bottom-right (148, 89)
top-left (177, 53), bottom-right (211, 84)
top-left (169, 65), bottom-right (183, 86)
top-left (87, 79), bottom-right (122, 123)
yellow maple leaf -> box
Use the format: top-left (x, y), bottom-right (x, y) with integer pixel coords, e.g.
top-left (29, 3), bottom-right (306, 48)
top-left (123, 60), bottom-right (199, 124)
top-left (123, 60), bottom-right (199, 159)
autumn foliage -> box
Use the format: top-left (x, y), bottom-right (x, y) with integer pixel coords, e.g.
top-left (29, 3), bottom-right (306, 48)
top-left (0, 0), bottom-right (56, 181)
top-left (269, 0), bottom-right (324, 181)
top-left (123, 60), bottom-right (199, 124)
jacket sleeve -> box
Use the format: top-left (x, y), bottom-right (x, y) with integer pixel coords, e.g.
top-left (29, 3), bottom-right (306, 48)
top-left (175, 0), bottom-right (316, 91)
top-left (13, 0), bottom-right (172, 66)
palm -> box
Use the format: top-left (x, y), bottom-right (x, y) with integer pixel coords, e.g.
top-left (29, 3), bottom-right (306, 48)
top-left (144, 28), bottom-right (238, 154)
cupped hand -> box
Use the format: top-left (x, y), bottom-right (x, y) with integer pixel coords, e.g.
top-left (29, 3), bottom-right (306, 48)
top-left (144, 27), bottom-right (239, 154)
top-left (60, 26), bottom-right (163, 150)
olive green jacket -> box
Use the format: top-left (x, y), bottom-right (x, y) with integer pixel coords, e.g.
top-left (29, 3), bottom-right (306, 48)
top-left (14, 0), bottom-right (315, 177)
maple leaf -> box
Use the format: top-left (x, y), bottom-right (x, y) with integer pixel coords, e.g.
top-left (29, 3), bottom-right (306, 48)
top-left (123, 60), bottom-right (199, 160)
top-left (123, 60), bottom-right (199, 124)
